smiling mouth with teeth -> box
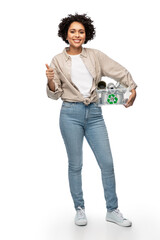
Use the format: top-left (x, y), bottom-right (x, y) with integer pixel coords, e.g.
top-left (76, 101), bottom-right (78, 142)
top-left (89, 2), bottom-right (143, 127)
top-left (73, 40), bottom-right (81, 42)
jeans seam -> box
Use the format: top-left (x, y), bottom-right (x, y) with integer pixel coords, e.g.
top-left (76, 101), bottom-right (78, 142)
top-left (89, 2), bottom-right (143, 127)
top-left (85, 131), bottom-right (103, 169)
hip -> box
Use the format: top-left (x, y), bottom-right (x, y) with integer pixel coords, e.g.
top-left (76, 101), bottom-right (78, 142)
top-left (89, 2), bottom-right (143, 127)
top-left (59, 101), bottom-right (103, 123)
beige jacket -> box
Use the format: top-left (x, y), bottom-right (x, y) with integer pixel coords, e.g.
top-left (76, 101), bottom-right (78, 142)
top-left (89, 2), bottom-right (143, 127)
top-left (46, 47), bottom-right (137, 105)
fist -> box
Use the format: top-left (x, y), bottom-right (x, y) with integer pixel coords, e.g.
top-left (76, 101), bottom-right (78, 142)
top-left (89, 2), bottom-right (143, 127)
top-left (45, 64), bottom-right (54, 82)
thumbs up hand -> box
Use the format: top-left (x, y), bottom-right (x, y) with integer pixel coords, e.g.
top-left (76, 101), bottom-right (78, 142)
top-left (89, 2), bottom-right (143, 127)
top-left (45, 64), bottom-right (55, 91)
top-left (45, 64), bottom-right (54, 82)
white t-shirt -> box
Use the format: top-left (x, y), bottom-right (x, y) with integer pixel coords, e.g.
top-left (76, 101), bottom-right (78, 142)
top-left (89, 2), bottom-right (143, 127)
top-left (69, 54), bottom-right (93, 98)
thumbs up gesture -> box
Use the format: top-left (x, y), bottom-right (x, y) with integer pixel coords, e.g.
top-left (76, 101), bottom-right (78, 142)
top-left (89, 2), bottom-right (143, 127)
top-left (45, 64), bottom-right (54, 82)
top-left (45, 64), bottom-right (55, 91)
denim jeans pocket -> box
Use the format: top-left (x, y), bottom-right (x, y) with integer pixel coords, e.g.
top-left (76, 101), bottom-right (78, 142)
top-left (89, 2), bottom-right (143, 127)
top-left (90, 103), bottom-right (101, 113)
top-left (93, 102), bottom-right (99, 107)
top-left (92, 102), bottom-right (102, 109)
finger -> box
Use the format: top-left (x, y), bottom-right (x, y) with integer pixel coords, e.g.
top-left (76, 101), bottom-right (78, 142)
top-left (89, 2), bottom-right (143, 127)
top-left (46, 73), bottom-right (53, 76)
top-left (124, 103), bottom-right (130, 108)
top-left (125, 100), bottom-right (130, 106)
top-left (124, 100), bottom-right (133, 108)
top-left (46, 68), bottom-right (54, 72)
top-left (126, 95), bottom-right (133, 105)
top-left (45, 64), bottom-right (50, 69)
top-left (46, 71), bottom-right (54, 74)
top-left (46, 73), bottom-right (54, 78)
top-left (124, 98), bottom-right (132, 108)
top-left (124, 103), bottom-right (129, 108)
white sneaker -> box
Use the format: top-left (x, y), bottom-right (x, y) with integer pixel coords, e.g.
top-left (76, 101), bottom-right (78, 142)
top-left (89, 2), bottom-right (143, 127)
top-left (75, 206), bottom-right (87, 226)
top-left (106, 208), bottom-right (132, 227)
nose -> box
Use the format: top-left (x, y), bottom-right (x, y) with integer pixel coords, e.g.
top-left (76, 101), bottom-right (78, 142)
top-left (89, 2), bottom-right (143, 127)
top-left (75, 31), bottom-right (80, 38)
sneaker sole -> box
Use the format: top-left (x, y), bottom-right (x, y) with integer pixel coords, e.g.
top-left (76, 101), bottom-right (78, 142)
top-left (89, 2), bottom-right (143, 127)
top-left (75, 221), bottom-right (87, 226)
top-left (106, 218), bottom-right (132, 227)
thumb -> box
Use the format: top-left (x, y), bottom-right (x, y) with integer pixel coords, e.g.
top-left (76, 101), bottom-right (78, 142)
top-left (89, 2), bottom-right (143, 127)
top-left (45, 64), bottom-right (50, 69)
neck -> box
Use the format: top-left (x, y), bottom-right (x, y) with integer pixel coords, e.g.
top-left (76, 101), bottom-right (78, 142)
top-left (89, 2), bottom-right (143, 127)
top-left (67, 46), bottom-right (82, 55)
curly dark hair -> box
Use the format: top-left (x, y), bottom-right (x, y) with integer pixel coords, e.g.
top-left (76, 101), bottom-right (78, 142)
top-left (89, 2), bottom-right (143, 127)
top-left (58, 13), bottom-right (96, 44)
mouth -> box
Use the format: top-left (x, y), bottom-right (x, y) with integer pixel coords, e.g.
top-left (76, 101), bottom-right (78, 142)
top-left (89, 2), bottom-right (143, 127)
top-left (73, 39), bottom-right (81, 43)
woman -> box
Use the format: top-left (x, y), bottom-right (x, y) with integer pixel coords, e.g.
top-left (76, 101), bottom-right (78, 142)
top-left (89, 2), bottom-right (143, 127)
top-left (46, 13), bottom-right (137, 227)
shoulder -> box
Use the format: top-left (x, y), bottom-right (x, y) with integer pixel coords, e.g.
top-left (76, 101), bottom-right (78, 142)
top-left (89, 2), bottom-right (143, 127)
top-left (52, 52), bottom-right (63, 61)
top-left (84, 47), bottom-right (101, 54)
top-left (50, 51), bottom-right (66, 67)
top-left (84, 47), bottom-right (107, 59)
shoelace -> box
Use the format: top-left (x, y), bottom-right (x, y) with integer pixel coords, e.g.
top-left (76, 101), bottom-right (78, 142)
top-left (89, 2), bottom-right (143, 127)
top-left (77, 207), bottom-right (85, 219)
top-left (114, 209), bottom-right (126, 220)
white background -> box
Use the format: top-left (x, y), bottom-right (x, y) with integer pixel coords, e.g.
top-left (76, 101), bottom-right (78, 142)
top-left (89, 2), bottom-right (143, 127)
top-left (0, 0), bottom-right (160, 239)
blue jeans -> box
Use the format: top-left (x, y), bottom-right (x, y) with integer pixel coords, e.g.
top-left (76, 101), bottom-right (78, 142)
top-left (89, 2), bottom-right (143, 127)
top-left (59, 101), bottom-right (118, 211)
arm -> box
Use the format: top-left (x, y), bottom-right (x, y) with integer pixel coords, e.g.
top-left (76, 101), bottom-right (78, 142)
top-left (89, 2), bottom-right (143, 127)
top-left (46, 58), bottom-right (63, 100)
top-left (96, 50), bottom-right (137, 91)
top-left (124, 88), bottom-right (137, 108)
top-left (96, 50), bottom-right (137, 107)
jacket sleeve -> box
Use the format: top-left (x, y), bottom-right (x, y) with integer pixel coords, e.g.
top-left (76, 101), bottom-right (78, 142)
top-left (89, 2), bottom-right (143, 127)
top-left (46, 57), bottom-right (63, 100)
top-left (96, 50), bottom-right (137, 91)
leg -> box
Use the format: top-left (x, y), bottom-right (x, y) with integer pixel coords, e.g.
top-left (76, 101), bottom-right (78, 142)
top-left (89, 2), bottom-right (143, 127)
top-left (59, 106), bottom-right (85, 210)
top-left (85, 107), bottom-right (118, 211)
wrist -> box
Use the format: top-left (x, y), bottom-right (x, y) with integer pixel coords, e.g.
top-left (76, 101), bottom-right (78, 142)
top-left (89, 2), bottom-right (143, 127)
top-left (48, 80), bottom-right (55, 92)
top-left (131, 88), bottom-right (136, 95)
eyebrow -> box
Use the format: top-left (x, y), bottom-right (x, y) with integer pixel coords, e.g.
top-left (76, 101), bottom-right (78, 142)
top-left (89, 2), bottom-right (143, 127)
top-left (70, 29), bottom-right (85, 31)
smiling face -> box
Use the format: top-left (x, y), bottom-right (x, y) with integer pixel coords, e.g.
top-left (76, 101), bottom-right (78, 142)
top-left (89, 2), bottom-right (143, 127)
top-left (66, 21), bottom-right (86, 49)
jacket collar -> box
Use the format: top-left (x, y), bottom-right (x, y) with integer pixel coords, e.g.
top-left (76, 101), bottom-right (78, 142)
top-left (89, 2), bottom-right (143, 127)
top-left (63, 47), bottom-right (87, 61)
